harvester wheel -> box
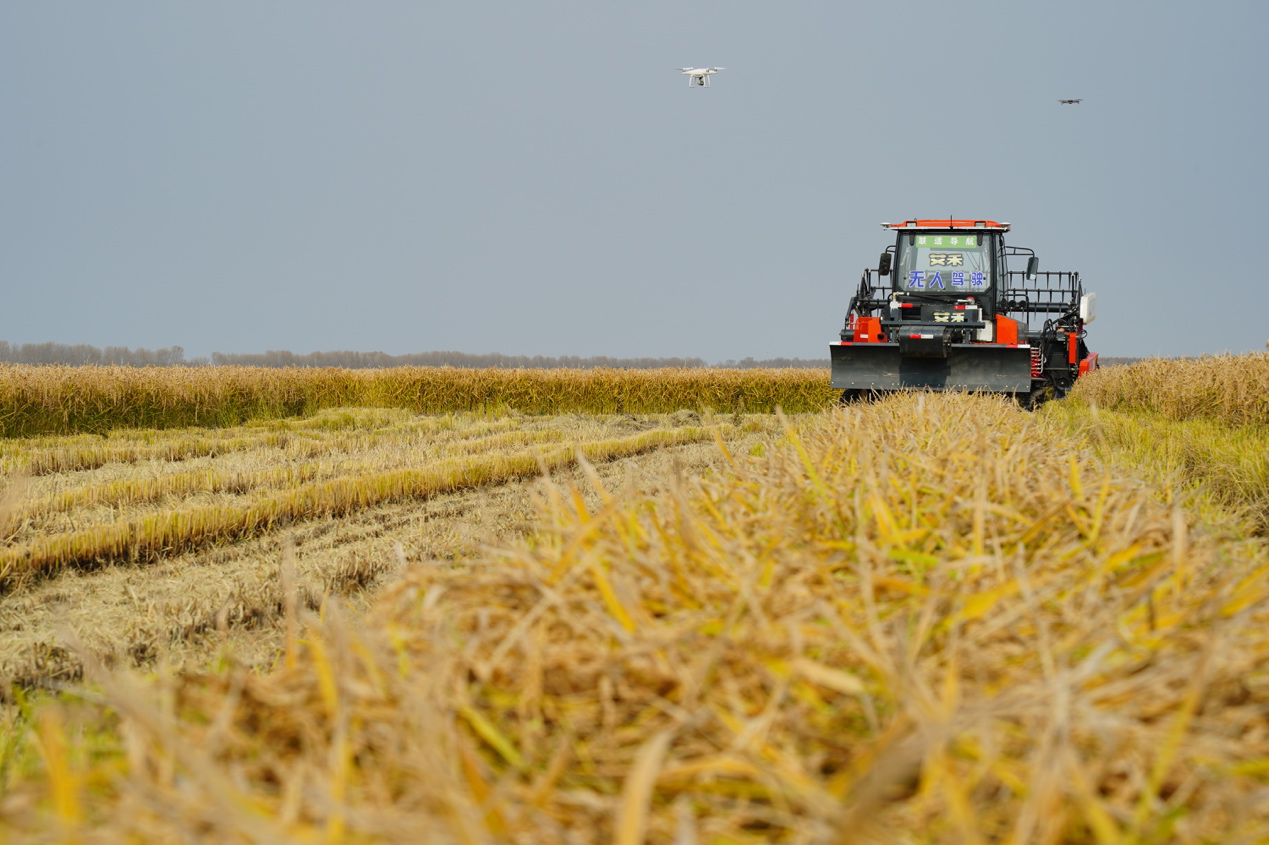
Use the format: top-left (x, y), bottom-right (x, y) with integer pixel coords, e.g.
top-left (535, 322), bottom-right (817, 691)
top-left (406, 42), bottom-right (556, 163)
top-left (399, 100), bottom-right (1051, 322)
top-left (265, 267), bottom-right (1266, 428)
top-left (1019, 384), bottom-right (1063, 411)
top-left (839, 389), bottom-right (883, 405)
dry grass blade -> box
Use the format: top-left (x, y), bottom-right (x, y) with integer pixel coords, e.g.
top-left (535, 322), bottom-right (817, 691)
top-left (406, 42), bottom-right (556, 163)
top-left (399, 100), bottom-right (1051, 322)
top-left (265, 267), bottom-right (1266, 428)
top-left (0, 472), bottom-right (28, 546)
top-left (615, 728), bottom-right (676, 845)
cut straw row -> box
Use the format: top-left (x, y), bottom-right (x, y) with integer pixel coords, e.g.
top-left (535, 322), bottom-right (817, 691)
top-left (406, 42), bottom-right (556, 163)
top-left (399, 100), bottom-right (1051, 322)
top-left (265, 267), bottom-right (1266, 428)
top-left (17, 427), bottom-right (570, 523)
top-left (0, 425), bottom-right (717, 589)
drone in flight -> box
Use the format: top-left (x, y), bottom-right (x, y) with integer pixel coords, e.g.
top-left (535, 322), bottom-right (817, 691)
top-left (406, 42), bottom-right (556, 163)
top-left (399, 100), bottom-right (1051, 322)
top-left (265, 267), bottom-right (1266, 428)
top-left (678, 67), bottom-right (725, 87)
top-left (1058, 99), bottom-right (1083, 105)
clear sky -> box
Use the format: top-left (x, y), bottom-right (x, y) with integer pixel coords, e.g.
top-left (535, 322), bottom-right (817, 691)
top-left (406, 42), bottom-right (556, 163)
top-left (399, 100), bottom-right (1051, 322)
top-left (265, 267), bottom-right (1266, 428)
top-left (3, 1), bottom-right (1267, 361)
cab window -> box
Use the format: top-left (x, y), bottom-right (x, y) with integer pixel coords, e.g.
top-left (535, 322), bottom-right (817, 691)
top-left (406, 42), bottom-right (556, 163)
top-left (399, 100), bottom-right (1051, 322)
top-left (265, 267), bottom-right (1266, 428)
top-left (894, 232), bottom-right (993, 293)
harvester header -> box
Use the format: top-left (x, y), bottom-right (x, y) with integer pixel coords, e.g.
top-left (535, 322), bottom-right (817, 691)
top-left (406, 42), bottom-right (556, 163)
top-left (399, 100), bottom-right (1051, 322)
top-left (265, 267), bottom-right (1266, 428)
top-left (831, 217), bottom-right (1096, 407)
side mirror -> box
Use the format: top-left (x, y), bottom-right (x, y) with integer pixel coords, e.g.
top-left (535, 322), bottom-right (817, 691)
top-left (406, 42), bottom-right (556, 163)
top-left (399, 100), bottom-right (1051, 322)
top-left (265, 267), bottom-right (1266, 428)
top-left (878, 252), bottom-right (892, 276)
top-left (1025, 256), bottom-right (1039, 281)
top-left (1079, 292), bottom-right (1097, 324)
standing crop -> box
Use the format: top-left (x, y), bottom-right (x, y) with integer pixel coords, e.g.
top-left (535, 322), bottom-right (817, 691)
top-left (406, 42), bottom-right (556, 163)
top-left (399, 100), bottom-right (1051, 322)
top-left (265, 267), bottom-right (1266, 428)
top-left (0, 365), bottom-right (834, 436)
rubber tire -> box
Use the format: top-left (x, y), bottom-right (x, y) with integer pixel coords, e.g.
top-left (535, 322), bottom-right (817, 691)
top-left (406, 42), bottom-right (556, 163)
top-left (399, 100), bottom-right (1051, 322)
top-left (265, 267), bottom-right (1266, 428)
top-left (1019, 384), bottom-right (1064, 411)
top-left (839, 389), bottom-right (885, 405)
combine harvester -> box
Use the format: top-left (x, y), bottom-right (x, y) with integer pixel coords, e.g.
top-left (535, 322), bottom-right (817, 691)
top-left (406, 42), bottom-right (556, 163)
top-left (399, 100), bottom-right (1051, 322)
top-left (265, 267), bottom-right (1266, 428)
top-left (832, 218), bottom-right (1098, 407)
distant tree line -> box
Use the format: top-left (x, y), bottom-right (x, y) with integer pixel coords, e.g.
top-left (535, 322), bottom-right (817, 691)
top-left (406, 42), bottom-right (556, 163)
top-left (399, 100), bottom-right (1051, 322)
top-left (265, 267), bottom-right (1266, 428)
top-left (0, 341), bottom-right (200, 367)
top-left (0, 341), bottom-right (829, 369)
top-left (715, 357), bottom-right (829, 369)
top-left (209, 350), bottom-right (712, 369)
top-left (0, 341), bottom-right (1164, 371)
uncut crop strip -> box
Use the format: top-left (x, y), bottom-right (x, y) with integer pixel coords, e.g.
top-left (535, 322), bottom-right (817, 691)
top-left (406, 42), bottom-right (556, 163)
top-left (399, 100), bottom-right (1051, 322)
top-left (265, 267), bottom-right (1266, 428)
top-left (1043, 399), bottom-right (1269, 534)
top-left (15, 428), bottom-right (573, 529)
top-left (0, 365), bottom-right (834, 436)
top-left (1073, 352), bottom-right (1269, 427)
top-left (0, 426), bottom-right (719, 589)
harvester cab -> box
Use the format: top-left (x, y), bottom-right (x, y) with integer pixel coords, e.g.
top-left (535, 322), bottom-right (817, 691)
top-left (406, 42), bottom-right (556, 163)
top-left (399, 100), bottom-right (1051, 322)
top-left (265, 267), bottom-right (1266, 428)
top-left (831, 219), bottom-right (1097, 407)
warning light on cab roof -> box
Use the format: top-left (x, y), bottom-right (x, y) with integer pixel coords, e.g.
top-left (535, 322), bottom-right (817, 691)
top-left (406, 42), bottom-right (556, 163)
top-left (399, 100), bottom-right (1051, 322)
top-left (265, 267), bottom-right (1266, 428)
top-left (881, 219), bottom-right (1011, 232)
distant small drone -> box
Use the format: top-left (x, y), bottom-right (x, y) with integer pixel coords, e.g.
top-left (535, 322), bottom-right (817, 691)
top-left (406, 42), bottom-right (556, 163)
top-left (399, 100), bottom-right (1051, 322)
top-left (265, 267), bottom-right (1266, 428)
top-left (1058, 99), bottom-right (1083, 105)
top-left (678, 67), bottom-right (725, 87)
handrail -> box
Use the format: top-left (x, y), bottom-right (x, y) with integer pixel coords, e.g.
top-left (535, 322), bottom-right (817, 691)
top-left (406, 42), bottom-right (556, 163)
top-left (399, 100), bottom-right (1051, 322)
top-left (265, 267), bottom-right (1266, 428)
top-left (846, 268), bottom-right (1084, 328)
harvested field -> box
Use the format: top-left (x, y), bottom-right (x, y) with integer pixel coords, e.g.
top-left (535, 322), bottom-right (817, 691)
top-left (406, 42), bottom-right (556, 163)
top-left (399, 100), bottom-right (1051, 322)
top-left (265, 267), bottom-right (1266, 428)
top-left (0, 408), bottom-right (779, 695)
top-left (2, 361), bottom-right (1269, 843)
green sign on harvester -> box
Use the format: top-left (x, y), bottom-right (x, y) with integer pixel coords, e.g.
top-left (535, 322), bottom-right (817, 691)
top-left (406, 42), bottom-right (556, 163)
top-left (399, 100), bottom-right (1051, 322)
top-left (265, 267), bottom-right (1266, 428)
top-left (915, 234), bottom-right (977, 248)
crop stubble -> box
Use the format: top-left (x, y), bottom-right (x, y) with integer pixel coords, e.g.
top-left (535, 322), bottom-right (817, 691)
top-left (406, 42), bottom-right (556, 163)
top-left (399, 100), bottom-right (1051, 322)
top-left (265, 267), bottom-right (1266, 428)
top-left (0, 408), bottom-right (776, 694)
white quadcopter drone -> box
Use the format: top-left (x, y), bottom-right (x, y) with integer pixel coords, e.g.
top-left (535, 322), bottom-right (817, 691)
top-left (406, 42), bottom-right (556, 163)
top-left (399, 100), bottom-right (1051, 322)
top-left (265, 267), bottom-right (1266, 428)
top-left (678, 67), bottom-right (724, 87)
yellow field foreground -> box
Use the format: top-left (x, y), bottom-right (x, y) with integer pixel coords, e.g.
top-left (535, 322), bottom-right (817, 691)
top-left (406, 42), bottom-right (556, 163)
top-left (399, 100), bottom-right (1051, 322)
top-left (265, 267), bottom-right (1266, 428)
top-left (3, 386), bottom-right (1269, 843)
top-left (0, 365), bottom-right (834, 436)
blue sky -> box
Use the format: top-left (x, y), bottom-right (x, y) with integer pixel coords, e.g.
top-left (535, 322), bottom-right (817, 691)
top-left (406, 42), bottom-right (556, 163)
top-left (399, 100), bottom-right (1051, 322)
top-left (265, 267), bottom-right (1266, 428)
top-left (3, 1), bottom-right (1266, 361)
